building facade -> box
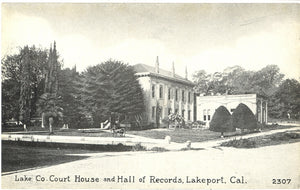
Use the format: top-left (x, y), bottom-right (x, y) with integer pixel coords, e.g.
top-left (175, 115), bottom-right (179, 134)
top-left (133, 57), bottom-right (195, 126)
top-left (196, 94), bottom-right (268, 127)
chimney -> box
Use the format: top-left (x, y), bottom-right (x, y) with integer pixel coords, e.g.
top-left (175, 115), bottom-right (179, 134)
top-left (155, 56), bottom-right (159, 73)
top-left (185, 66), bottom-right (188, 79)
top-left (172, 61), bottom-right (175, 77)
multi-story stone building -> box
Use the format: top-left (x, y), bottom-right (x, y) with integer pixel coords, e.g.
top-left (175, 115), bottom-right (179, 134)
top-left (196, 94), bottom-right (268, 127)
top-left (133, 57), bottom-right (195, 127)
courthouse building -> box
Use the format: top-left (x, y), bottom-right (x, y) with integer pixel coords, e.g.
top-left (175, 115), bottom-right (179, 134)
top-left (133, 57), bottom-right (195, 126)
top-left (196, 94), bottom-right (268, 127)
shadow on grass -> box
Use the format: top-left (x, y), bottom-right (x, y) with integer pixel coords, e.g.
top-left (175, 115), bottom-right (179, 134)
top-left (1, 140), bottom-right (142, 174)
top-left (2, 142), bottom-right (90, 174)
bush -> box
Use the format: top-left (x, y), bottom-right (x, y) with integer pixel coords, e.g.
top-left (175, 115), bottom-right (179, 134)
top-left (209, 106), bottom-right (235, 136)
top-left (168, 113), bottom-right (185, 128)
top-left (131, 143), bottom-right (146, 151)
top-left (150, 147), bottom-right (168, 152)
top-left (232, 103), bottom-right (258, 131)
top-left (221, 138), bottom-right (256, 148)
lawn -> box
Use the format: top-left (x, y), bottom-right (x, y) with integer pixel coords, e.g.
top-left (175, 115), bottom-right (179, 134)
top-left (3, 124), bottom-right (298, 143)
top-left (128, 128), bottom-right (233, 143)
top-left (127, 124), bottom-right (298, 143)
top-left (2, 141), bottom-right (94, 173)
top-left (220, 130), bottom-right (300, 148)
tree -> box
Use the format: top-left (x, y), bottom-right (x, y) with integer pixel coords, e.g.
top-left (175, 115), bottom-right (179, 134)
top-left (209, 106), bottom-right (235, 137)
top-left (57, 67), bottom-right (88, 128)
top-left (19, 46), bottom-right (32, 126)
top-left (232, 103), bottom-right (257, 131)
top-left (269, 79), bottom-right (300, 119)
top-left (2, 46), bottom-right (47, 125)
top-left (37, 93), bottom-right (63, 132)
top-left (81, 60), bottom-right (145, 127)
top-left (192, 65), bottom-right (284, 97)
top-left (38, 42), bottom-right (62, 133)
top-left (193, 70), bottom-right (210, 94)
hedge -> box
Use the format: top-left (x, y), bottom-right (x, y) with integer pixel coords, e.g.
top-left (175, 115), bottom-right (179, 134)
top-left (209, 106), bottom-right (235, 134)
top-left (232, 103), bottom-right (257, 130)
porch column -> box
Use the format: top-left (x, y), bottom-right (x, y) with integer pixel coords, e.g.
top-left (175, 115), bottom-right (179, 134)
top-left (265, 101), bottom-right (268, 124)
top-left (260, 99), bottom-right (263, 124)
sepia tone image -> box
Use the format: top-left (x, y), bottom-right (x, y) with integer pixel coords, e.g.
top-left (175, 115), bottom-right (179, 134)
top-left (1, 3), bottom-right (300, 189)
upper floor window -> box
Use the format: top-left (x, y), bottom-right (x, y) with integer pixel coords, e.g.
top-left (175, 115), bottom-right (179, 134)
top-left (152, 84), bottom-right (155, 98)
top-left (159, 85), bottom-right (163, 99)
top-left (182, 90), bottom-right (185, 102)
top-left (175, 89), bottom-right (178, 101)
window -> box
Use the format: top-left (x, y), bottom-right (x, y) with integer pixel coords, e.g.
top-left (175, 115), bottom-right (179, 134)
top-left (182, 90), bottom-right (185, 102)
top-left (152, 85), bottom-right (155, 98)
top-left (168, 88), bottom-right (171, 100)
top-left (152, 107), bottom-right (156, 118)
top-left (168, 108), bottom-right (172, 115)
top-left (207, 109), bottom-right (211, 121)
top-left (159, 85), bottom-right (163, 99)
top-left (203, 109), bottom-right (207, 121)
top-left (188, 110), bottom-right (191, 120)
top-left (188, 92), bottom-right (191, 103)
top-left (175, 89), bottom-right (178, 101)
top-left (175, 109), bottom-right (178, 114)
top-left (182, 110), bottom-right (185, 117)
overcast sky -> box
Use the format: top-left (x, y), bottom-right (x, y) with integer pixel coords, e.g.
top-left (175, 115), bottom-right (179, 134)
top-left (2, 3), bottom-right (300, 80)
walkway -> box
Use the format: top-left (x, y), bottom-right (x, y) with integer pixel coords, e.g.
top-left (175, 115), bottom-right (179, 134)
top-left (2, 126), bottom-right (300, 151)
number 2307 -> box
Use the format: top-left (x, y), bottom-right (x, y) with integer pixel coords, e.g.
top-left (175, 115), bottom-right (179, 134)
top-left (272, 179), bottom-right (291, 184)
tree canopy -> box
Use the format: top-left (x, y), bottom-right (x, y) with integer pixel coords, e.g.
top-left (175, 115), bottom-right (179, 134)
top-left (2, 46), bottom-right (48, 124)
top-left (80, 60), bottom-right (145, 126)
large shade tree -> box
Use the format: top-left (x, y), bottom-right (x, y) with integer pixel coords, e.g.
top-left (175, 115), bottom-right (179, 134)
top-left (269, 79), bottom-right (300, 119)
top-left (2, 46), bottom-right (47, 125)
top-left (81, 60), bottom-right (145, 126)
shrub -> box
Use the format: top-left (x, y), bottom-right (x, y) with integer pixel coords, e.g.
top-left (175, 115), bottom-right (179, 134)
top-left (150, 147), bottom-right (168, 152)
top-left (232, 103), bottom-right (258, 131)
top-left (131, 143), bottom-right (146, 151)
top-left (209, 106), bottom-right (235, 136)
top-left (221, 138), bottom-right (256, 148)
top-left (168, 113), bottom-right (185, 128)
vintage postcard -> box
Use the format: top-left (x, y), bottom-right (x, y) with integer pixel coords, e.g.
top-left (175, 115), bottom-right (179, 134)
top-left (1, 2), bottom-right (300, 189)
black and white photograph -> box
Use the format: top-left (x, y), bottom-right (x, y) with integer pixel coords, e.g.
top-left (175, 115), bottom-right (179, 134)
top-left (1, 2), bottom-right (300, 189)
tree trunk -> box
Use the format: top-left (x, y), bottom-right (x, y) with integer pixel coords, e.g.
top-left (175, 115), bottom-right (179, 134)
top-left (49, 117), bottom-right (54, 134)
top-left (41, 112), bottom-right (45, 128)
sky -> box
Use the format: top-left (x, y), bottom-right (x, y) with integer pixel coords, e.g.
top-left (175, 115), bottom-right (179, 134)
top-left (1, 3), bottom-right (300, 80)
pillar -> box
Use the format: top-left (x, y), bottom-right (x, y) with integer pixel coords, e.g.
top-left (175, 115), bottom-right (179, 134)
top-left (260, 99), bottom-right (263, 124)
top-left (265, 101), bottom-right (268, 124)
